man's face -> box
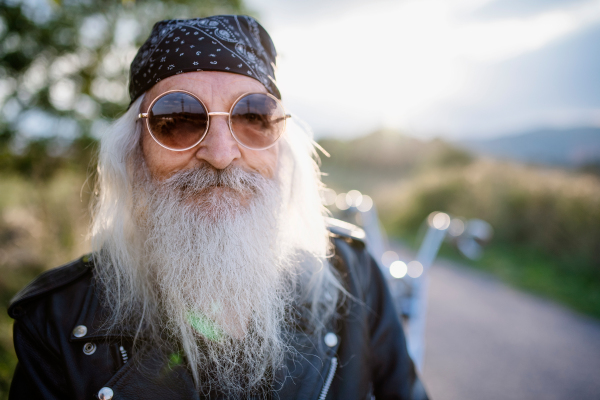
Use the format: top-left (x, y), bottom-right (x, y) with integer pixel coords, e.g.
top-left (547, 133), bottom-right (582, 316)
top-left (140, 71), bottom-right (280, 181)
top-left (128, 73), bottom-right (290, 392)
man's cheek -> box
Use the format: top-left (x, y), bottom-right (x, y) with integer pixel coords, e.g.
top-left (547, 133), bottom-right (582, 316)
top-left (243, 151), bottom-right (278, 179)
top-left (143, 141), bottom-right (195, 180)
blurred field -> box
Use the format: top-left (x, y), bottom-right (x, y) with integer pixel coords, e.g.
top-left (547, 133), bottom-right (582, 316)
top-left (0, 166), bottom-right (92, 397)
top-left (380, 161), bottom-right (600, 318)
top-left (319, 130), bottom-right (600, 319)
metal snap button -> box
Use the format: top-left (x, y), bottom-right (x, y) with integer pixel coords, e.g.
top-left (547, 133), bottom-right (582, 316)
top-left (98, 387), bottom-right (113, 400)
top-left (324, 332), bottom-right (338, 347)
top-left (83, 342), bottom-right (97, 355)
top-left (73, 325), bottom-right (87, 338)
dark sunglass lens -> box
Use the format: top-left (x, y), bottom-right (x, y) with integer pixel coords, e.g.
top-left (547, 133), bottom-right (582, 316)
top-left (148, 92), bottom-right (208, 149)
top-left (230, 94), bottom-right (285, 149)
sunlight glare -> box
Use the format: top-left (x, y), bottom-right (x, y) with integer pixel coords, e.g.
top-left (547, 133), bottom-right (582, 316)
top-left (390, 261), bottom-right (408, 279)
top-left (407, 261), bottom-right (424, 278)
top-left (270, 0), bottom-right (600, 136)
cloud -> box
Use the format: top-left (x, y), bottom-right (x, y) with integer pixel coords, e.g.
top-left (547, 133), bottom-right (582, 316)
top-left (250, 0), bottom-right (600, 139)
top-left (471, 0), bottom-right (590, 20)
top-left (428, 22), bottom-right (600, 138)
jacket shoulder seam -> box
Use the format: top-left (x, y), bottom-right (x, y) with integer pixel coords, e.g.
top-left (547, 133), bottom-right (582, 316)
top-left (8, 256), bottom-right (92, 318)
top-left (332, 236), bottom-right (372, 298)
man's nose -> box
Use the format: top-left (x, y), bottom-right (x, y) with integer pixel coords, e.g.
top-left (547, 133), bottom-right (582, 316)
top-left (195, 115), bottom-right (241, 169)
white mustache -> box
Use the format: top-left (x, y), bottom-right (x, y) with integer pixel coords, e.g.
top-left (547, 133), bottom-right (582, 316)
top-left (158, 164), bottom-right (267, 199)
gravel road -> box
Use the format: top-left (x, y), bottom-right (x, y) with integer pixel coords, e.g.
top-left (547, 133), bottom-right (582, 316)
top-left (420, 260), bottom-right (600, 400)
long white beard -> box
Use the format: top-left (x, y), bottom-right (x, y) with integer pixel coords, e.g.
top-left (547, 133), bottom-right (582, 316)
top-left (132, 163), bottom-right (296, 396)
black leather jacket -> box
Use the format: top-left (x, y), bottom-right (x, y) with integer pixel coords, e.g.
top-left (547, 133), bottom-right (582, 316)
top-left (8, 225), bottom-right (428, 400)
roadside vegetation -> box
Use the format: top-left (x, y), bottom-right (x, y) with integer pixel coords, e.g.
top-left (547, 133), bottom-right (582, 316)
top-left (319, 130), bottom-right (600, 320)
top-left (0, 144), bottom-right (93, 396)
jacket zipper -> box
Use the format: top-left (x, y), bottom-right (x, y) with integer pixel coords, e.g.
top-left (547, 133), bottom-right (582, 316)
top-left (119, 346), bottom-right (129, 364)
top-left (318, 357), bottom-right (338, 400)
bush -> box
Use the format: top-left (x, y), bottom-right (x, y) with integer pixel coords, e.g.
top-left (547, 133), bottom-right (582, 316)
top-left (378, 160), bottom-right (600, 276)
top-left (0, 170), bottom-right (91, 398)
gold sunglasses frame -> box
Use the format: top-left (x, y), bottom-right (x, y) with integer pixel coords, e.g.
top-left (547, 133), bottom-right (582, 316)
top-left (137, 89), bottom-right (291, 152)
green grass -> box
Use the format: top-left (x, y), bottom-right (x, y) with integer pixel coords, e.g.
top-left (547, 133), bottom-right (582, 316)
top-left (0, 171), bottom-right (91, 398)
top-left (433, 241), bottom-right (600, 319)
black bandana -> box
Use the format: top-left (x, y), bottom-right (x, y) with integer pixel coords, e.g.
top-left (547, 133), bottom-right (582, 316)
top-left (129, 15), bottom-right (280, 105)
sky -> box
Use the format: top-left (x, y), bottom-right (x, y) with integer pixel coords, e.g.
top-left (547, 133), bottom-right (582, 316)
top-left (245, 0), bottom-right (600, 140)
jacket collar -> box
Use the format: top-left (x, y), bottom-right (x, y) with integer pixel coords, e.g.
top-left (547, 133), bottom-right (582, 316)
top-left (70, 270), bottom-right (148, 342)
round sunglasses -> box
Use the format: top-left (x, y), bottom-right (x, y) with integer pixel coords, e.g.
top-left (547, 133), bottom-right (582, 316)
top-left (137, 90), bottom-right (290, 151)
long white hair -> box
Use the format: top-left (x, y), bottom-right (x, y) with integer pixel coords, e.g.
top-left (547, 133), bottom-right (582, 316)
top-left (90, 95), bottom-right (344, 391)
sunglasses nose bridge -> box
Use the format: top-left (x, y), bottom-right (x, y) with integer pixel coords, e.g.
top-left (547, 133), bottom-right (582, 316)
top-left (206, 111), bottom-right (235, 142)
top-left (205, 111), bottom-right (236, 140)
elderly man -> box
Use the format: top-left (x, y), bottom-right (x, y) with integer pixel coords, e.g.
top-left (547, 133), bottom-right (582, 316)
top-left (8, 15), bottom-right (427, 400)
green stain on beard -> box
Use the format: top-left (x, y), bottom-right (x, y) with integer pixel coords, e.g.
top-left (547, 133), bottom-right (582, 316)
top-left (167, 351), bottom-right (184, 369)
top-left (186, 310), bottom-right (225, 342)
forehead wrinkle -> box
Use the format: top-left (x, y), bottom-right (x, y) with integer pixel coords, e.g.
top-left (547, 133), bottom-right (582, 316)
top-left (150, 72), bottom-right (268, 110)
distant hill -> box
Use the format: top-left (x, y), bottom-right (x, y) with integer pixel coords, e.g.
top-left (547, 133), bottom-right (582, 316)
top-left (456, 127), bottom-right (600, 167)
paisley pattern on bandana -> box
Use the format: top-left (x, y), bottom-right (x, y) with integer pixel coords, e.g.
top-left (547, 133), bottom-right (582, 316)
top-left (129, 15), bottom-right (280, 104)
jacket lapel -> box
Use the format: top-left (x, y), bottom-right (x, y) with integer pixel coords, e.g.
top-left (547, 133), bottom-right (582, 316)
top-left (75, 274), bottom-right (340, 399)
top-left (102, 344), bottom-right (200, 400)
top-left (273, 326), bottom-right (340, 400)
